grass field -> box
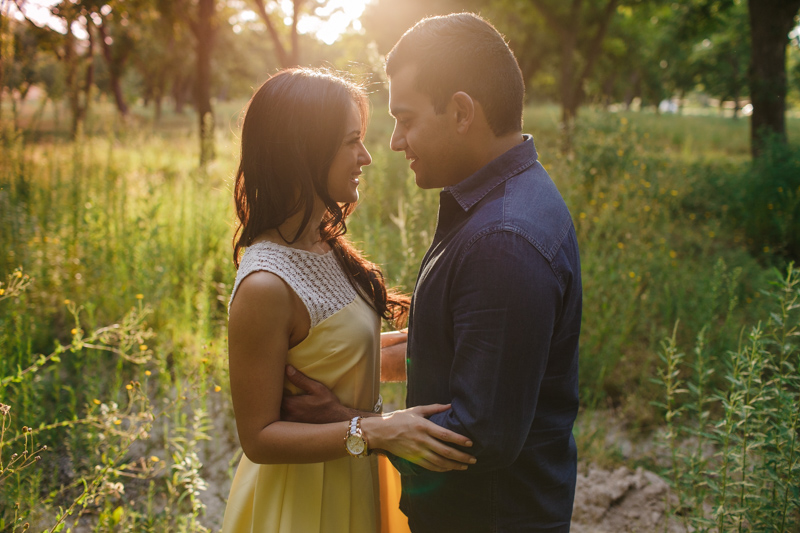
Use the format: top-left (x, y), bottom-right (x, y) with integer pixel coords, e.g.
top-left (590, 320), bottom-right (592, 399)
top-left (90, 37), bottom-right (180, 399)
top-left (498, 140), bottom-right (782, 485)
top-left (1, 96), bottom-right (799, 530)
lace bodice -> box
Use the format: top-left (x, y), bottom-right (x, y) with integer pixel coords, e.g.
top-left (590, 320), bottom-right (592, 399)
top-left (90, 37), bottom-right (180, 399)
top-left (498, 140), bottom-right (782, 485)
top-left (229, 241), bottom-right (358, 328)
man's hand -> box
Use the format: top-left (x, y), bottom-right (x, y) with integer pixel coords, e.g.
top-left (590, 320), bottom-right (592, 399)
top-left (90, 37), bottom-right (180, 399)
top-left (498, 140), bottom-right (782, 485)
top-left (280, 365), bottom-right (355, 423)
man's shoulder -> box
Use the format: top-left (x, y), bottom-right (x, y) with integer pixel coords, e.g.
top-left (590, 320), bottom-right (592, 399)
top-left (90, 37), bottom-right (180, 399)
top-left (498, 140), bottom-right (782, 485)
top-left (468, 162), bottom-right (576, 263)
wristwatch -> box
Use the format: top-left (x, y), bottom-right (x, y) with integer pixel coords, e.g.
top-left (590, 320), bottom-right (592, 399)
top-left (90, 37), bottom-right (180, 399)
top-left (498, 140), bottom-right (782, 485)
top-left (344, 416), bottom-right (369, 458)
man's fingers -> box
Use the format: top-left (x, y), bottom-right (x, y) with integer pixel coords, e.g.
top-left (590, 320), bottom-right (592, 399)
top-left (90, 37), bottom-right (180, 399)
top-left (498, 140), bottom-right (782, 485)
top-left (284, 365), bottom-right (320, 394)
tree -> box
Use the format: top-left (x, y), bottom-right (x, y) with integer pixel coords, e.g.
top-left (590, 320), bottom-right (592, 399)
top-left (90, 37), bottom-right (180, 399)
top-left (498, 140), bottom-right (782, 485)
top-left (250, 0), bottom-right (337, 68)
top-left (748, 0), bottom-right (800, 157)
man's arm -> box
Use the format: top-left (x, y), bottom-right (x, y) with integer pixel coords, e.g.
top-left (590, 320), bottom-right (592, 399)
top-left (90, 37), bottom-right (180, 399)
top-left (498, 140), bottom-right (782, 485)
top-left (395, 231), bottom-right (563, 476)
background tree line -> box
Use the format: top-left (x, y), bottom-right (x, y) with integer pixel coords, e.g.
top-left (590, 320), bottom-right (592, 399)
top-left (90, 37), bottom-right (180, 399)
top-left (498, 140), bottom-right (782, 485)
top-left (1, 0), bottom-right (799, 160)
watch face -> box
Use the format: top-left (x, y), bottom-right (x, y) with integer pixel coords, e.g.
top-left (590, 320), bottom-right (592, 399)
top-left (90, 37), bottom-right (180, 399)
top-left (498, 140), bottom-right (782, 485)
top-left (346, 435), bottom-right (365, 455)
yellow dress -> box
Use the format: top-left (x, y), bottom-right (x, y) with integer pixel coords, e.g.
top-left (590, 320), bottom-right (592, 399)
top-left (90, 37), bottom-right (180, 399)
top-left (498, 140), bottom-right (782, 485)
top-left (223, 241), bottom-right (410, 533)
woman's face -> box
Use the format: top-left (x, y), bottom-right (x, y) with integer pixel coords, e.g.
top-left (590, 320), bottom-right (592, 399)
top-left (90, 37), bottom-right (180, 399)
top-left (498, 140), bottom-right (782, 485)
top-left (327, 101), bottom-right (372, 204)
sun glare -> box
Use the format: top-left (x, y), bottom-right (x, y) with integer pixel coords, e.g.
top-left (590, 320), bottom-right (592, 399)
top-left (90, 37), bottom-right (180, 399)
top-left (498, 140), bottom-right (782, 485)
top-left (294, 0), bottom-right (372, 45)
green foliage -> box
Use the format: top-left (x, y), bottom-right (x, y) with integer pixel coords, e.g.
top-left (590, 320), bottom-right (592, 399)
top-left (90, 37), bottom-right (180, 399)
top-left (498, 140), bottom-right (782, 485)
top-left (684, 137), bottom-right (800, 260)
top-left (656, 264), bottom-right (800, 531)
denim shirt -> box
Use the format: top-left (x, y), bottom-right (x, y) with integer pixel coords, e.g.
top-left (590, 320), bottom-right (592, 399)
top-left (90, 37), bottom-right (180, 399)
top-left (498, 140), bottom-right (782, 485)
top-left (393, 136), bottom-right (582, 533)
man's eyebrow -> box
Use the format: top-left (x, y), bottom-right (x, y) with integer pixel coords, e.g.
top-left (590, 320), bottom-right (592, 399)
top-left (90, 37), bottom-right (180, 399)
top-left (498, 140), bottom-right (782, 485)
top-left (389, 107), bottom-right (411, 118)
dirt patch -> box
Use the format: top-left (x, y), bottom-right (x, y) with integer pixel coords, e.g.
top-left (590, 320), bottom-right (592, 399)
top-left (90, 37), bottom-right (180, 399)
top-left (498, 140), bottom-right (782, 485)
top-left (571, 465), bottom-right (686, 532)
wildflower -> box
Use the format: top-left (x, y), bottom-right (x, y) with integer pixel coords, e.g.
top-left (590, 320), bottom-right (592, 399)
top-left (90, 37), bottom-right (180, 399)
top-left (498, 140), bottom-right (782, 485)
top-left (15, 271), bottom-right (22, 278)
top-left (598, 192), bottom-right (605, 199)
top-left (135, 294), bottom-right (144, 300)
top-left (150, 456), bottom-right (160, 463)
top-left (617, 149), bottom-right (624, 157)
top-left (71, 328), bottom-right (78, 335)
top-left (0, 289), bottom-right (4, 296)
top-left (763, 246), bottom-right (770, 253)
top-left (689, 213), bottom-right (696, 220)
top-left (628, 272), bottom-right (636, 279)
top-left (93, 399), bottom-right (101, 405)
top-left (579, 212), bottom-right (587, 219)
top-left (778, 187), bottom-right (783, 193)
top-left (670, 190), bottom-right (678, 196)
top-left (669, 250), bottom-right (677, 259)
top-left (708, 231), bottom-right (715, 238)
top-left (640, 164), bottom-right (646, 170)
top-left (644, 205), bottom-right (651, 212)
top-left (64, 299), bottom-right (71, 305)
top-left (767, 204), bottom-right (773, 210)
top-left (139, 345), bottom-right (148, 352)
top-left (126, 384), bottom-right (133, 391)
top-left (145, 370), bottom-right (152, 376)
top-left (620, 117), bottom-right (628, 125)
top-left (214, 385), bottom-right (222, 392)
top-left (589, 199), bottom-right (597, 206)
top-left (617, 242), bottom-right (625, 250)
top-left (114, 420), bottom-right (122, 425)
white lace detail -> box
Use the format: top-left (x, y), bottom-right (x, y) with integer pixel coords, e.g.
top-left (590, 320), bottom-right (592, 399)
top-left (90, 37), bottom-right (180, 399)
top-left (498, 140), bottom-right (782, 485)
top-left (229, 241), bottom-right (358, 328)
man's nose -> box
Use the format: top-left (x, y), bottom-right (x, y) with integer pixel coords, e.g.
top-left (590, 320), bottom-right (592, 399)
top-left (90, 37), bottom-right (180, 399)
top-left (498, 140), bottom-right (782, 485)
top-left (390, 126), bottom-right (405, 152)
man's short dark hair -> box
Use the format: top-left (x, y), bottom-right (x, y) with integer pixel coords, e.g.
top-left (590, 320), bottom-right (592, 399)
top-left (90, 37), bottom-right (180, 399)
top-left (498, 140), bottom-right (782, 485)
top-left (385, 12), bottom-right (524, 137)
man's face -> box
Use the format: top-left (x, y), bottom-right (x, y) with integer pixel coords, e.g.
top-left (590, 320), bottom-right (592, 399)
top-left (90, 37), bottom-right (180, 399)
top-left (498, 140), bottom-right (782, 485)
top-left (388, 65), bottom-right (463, 189)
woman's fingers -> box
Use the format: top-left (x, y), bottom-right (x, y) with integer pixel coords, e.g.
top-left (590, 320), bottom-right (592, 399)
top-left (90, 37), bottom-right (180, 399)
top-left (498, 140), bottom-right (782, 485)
top-left (407, 403), bottom-right (451, 417)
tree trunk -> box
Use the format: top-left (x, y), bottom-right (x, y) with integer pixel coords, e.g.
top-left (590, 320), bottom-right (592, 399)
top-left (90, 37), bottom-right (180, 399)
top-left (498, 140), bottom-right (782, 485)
top-left (96, 19), bottom-right (129, 116)
top-left (194, 0), bottom-right (216, 165)
top-left (747, 0), bottom-right (800, 157)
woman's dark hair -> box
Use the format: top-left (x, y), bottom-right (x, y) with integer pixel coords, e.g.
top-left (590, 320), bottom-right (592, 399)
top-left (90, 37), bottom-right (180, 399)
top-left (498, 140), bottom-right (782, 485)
top-left (386, 12), bottom-right (524, 137)
top-left (233, 68), bottom-right (408, 325)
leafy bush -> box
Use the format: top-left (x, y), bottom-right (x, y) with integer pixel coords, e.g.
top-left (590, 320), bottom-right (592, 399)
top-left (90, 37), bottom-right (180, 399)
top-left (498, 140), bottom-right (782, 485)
top-left (657, 264), bottom-right (800, 531)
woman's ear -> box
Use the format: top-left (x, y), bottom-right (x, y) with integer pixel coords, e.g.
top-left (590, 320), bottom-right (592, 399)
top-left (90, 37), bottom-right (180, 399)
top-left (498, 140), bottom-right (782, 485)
top-left (451, 92), bottom-right (475, 134)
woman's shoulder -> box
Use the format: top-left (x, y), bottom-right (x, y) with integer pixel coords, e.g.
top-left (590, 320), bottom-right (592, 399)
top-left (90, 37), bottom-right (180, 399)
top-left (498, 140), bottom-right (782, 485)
top-left (229, 270), bottom-right (293, 318)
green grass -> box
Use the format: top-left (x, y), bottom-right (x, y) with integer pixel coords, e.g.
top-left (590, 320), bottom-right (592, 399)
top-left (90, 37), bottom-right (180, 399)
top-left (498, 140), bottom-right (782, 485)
top-left (1, 96), bottom-right (799, 529)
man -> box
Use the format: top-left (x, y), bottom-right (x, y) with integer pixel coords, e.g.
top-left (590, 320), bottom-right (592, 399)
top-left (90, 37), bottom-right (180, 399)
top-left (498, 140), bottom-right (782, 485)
top-left (284, 13), bottom-right (582, 533)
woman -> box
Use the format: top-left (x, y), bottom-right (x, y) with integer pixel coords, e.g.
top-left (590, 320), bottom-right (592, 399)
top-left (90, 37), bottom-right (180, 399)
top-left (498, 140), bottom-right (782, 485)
top-left (223, 68), bottom-right (475, 533)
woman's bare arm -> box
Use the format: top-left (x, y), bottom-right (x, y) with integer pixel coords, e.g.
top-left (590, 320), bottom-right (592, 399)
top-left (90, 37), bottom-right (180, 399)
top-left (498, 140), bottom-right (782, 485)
top-left (229, 275), bottom-right (473, 470)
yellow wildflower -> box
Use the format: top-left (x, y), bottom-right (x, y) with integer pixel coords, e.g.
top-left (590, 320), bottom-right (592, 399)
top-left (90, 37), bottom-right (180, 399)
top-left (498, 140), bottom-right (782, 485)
top-left (669, 250), bottom-right (677, 259)
top-left (139, 345), bottom-right (147, 352)
top-left (763, 246), bottom-right (770, 253)
top-left (64, 299), bottom-right (71, 305)
top-left (145, 370), bottom-right (152, 376)
top-left (628, 272), bottom-right (636, 279)
top-left (670, 190), bottom-right (678, 196)
top-left (93, 399), bottom-right (101, 405)
top-left (0, 289), bottom-right (4, 296)
top-left (689, 214), bottom-right (696, 220)
top-left (214, 385), bottom-right (222, 393)
top-left (15, 271), bottom-right (22, 278)
top-left (617, 149), bottom-right (624, 157)
top-left (135, 294), bottom-right (144, 300)
top-left (617, 242), bottom-right (625, 250)
top-left (71, 328), bottom-right (78, 335)
top-left (767, 204), bottom-right (773, 210)
top-left (620, 117), bottom-right (628, 125)
top-left (708, 231), bottom-right (715, 238)
top-left (114, 420), bottom-right (122, 425)
top-left (150, 456), bottom-right (160, 463)
top-left (126, 384), bottom-right (133, 390)
top-left (579, 212), bottom-right (587, 219)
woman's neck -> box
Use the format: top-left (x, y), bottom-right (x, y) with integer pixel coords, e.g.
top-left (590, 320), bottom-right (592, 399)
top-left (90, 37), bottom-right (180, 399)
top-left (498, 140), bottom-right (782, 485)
top-left (259, 200), bottom-right (329, 253)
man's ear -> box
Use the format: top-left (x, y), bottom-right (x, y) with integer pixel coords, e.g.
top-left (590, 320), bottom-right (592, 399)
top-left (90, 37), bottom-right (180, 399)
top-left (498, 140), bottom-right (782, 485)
top-left (451, 92), bottom-right (475, 134)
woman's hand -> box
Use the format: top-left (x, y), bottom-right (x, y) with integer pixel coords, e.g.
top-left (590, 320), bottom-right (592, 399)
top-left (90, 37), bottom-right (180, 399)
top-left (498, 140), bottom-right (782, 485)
top-left (362, 404), bottom-right (476, 473)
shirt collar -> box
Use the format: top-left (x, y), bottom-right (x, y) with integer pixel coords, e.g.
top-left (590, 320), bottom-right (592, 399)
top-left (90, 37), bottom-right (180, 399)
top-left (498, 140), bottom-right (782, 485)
top-left (445, 134), bottom-right (538, 212)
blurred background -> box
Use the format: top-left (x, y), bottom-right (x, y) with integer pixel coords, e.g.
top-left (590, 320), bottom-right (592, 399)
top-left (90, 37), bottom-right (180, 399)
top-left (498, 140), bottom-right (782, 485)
top-left (1, 0), bottom-right (799, 531)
